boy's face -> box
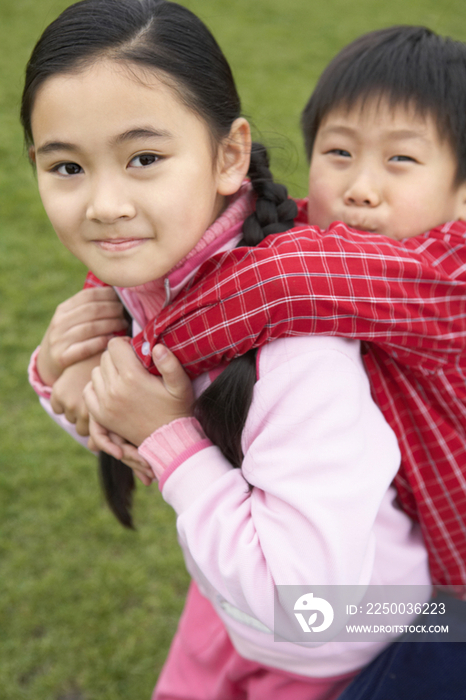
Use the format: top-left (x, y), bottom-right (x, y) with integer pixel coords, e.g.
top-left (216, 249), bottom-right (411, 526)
top-left (307, 99), bottom-right (466, 240)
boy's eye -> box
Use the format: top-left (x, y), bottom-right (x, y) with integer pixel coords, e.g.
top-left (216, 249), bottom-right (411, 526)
top-left (327, 149), bottom-right (351, 157)
top-left (54, 162), bottom-right (82, 176)
top-left (389, 155), bottom-right (416, 163)
top-left (129, 153), bottom-right (160, 168)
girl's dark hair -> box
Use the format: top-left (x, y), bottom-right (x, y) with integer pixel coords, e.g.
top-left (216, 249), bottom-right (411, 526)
top-left (22, 0), bottom-right (297, 526)
top-left (301, 25), bottom-right (466, 183)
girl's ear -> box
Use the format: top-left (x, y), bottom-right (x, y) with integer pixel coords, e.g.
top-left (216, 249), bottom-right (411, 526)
top-left (28, 146), bottom-right (36, 165)
top-left (217, 118), bottom-right (251, 196)
top-left (455, 181), bottom-right (466, 221)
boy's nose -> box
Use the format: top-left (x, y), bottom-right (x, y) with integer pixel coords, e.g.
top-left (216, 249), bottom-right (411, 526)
top-left (86, 178), bottom-right (136, 223)
top-left (343, 171), bottom-right (381, 207)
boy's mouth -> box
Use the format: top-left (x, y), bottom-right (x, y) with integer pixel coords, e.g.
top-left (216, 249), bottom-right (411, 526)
top-left (346, 222), bottom-right (378, 234)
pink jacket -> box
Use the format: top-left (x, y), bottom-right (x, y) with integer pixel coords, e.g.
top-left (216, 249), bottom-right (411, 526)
top-left (29, 185), bottom-right (430, 679)
top-left (140, 334), bottom-right (430, 678)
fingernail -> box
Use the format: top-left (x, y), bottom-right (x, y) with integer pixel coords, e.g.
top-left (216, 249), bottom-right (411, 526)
top-left (152, 344), bottom-right (167, 362)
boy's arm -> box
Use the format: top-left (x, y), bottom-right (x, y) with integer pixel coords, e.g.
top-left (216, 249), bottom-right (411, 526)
top-left (131, 220), bottom-right (466, 377)
top-left (83, 271), bottom-right (110, 291)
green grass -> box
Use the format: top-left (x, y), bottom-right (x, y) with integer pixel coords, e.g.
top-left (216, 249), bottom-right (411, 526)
top-left (2, 0), bottom-right (466, 697)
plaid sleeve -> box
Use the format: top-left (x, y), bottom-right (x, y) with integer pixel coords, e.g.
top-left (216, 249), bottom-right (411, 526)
top-left (132, 221), bottom-right (466, 376)
top-left (83, 271), bottom-right (109, 289)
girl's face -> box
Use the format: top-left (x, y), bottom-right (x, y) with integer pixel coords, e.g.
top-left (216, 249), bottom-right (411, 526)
top-left (31, 60), bottom-right (242, 287)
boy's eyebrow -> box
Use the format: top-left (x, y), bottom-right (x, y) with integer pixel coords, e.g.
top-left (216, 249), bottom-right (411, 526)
top-left (36, 127), bottom-right (173, 156)
top-left (321, 125), bottom-right (429, 143)
top-left (384, 129), bottom-right (430, 143)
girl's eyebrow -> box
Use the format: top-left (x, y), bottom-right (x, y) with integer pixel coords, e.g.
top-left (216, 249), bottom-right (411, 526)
top-left (36, 140), bottom-right (79, 156)
top-left (112, 126), bottom-right (173, 145)
top-left (36, 127), bottom-right (173, 156)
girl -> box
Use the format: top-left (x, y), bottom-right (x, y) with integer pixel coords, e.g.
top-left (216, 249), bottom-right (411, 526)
top-left (26, 2), bottom-right (430, 698)
top-left (55, 26), bottom-right (466, 596)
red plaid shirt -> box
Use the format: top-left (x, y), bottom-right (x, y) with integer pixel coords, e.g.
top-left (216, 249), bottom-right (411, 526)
top-left (85, 200), bottom-right (466, 592)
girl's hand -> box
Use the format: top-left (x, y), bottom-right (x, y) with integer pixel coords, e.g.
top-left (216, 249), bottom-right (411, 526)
top-left (50, 354), bottom-right (103, 436)
top-left (88, 418), bottom-right (154, 486)
top-left (83, 338), bottom-right (194, 448)
top-left (36, 287), bottom-right (128, 387)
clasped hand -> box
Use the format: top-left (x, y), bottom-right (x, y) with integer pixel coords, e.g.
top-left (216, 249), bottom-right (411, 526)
top-left (37, 287), bottom-right (128, 435)
top-left (83, 337), bottom-right (194, 483)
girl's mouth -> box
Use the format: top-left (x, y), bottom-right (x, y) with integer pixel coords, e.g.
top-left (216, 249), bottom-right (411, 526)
top-left (93, 238), bottom-right (148, 252)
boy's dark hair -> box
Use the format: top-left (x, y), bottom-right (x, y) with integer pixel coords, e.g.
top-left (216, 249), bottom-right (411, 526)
top-left (301, 25), bottom-right (466, 184)
top-left (22, 0), bottom-right (296, 527)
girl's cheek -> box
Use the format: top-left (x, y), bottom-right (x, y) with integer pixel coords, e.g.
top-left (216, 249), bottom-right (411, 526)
top-left (39, 189), bottom-right (76, 236)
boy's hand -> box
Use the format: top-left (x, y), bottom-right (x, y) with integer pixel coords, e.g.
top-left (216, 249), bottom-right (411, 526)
top-left (83, 337), bottom-right (194, 448)
top-left (50, 354), bottom-right (103, 436)
top-left (36, 287), bottom-right (128, 387)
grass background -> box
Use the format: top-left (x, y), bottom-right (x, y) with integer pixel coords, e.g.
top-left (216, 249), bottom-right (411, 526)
top-left (2, 0), bottom-right (466, 698)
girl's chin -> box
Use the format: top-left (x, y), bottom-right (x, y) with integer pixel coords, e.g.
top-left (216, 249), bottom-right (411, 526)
top-left (84, 250), bottom-right (170, 287)
top-left (90, 267), bottom-right (163, 288)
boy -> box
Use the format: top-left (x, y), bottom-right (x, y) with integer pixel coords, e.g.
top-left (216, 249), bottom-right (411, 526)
top-left (127, 26), bottom-right (466, 593)
top-left (33, 26), bottom-right (466, 592)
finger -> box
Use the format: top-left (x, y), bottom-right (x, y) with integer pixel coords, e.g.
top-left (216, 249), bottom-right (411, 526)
top-left (69, 315), bottom-right (128, 340)
top-left (122, 459), bottom-right (153, 486)
top-left (87, 435), bottom-right (99, 453)
top-left (90, 363), bottom-right (108, 397)
top-left (106, 336), bottom-right (143, 374)
top-left (152, 345), bottom-right (193, 400)
top-left (50, 391), bottom-right (65, 415)
top-left (130, 467), bottom-right (153, 487)
top-left (99, 347), bottom-right (120, 385)
top-left (58, 307), bottom-right (128, 345)
top-left (75, 401), bottom-right (90, 436)
top-left (64, 404), bottom-right (78, 425)
top-left (119, 444), bottom-right (152, 474)
top-left (61, 334), bottom-right (115, 367)
top-left (71, 301), bottom-right (127, 326)
top-left (105, 433), bottom-right (154, 484)
top-left (83, 378), bottom-right (102, 417)
top-left (59, 286), bottom-right (121, 312)
top-left (88, 416), bottom-right (123, 459)
top-left (117, 443), bottom-right (154, 485)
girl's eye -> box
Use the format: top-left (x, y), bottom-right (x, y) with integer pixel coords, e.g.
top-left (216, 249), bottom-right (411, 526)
top-left (129, 153), bottom-right (159, 168)
top-left (390, 155), bottom-right (416, 163)
top-left (54, 162), bottom-right (82, 176)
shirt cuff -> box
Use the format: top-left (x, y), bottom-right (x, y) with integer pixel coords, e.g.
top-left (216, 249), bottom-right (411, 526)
top-left (138, 417), bottom-right (211, 485)
top-left (28, 347), bottom-right (52, 399)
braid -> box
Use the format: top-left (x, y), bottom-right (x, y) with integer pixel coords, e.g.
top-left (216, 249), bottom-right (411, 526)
top-left (98, 452), bottom-right (135, 529)
top-left (241, 142), bottom-right (298, 245)
top-left (195, 143), bottom-right (297, 469)
top-left (98, 308), bottom-right (136, 529)
top-left (194, 349), bottom-right (257, 469)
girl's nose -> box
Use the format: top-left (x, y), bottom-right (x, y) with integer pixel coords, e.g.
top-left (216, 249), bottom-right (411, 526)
top-left (343, 170), bottom-right (381, 207)
top-left (86, 178), bottom-right (136, 223)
